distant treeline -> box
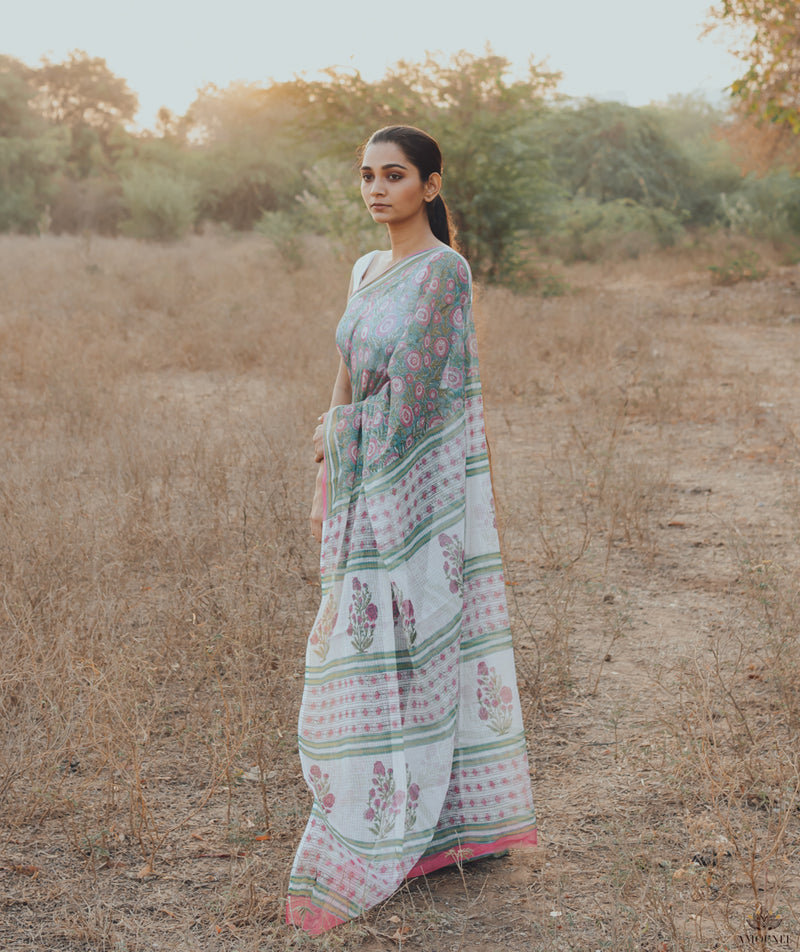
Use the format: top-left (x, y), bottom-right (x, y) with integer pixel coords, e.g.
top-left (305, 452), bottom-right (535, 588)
top-left (3, 49), bottom-right (800, 282)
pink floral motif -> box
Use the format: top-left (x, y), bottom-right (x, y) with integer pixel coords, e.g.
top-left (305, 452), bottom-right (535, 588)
top-left (476, 661), bottom-right (514, 735)
top-left (443, 367), bottom-right (464, 389)
top-left (364, 761), bottom-right (405, 840)
top-left (308, 764), bottom-right (336, 814)
top-left (405, 349), bottom-right (422, 372)
top-left (391, 582), bottom-right (417, 647)
top-left (347, 577), bottom-right (378, 653)
top-left (405, 765), bottom-right (420, 833)
top-left (439, 532), bottom-right (464, 598)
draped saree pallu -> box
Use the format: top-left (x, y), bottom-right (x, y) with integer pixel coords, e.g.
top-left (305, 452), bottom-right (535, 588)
top-left (286, 247), bottom-right (537, 934)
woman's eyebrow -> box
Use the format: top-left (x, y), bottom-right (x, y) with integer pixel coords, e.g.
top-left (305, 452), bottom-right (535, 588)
top-left (360, 162), bottom-right (408, 171)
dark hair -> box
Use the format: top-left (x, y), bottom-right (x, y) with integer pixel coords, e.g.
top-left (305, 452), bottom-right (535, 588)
top-left (363, 125), bottom-right (458, 248)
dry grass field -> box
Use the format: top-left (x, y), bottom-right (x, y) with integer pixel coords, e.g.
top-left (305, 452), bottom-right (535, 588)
top-left (2, 233), bottom-right (800, 952)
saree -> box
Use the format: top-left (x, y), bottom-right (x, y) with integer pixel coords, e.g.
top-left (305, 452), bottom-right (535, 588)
top-left (286, 247), bottom-right (537, 934)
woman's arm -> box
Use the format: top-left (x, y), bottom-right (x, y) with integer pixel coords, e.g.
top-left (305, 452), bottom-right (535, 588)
top-left (314, 358), bottom-right (352, 462)
top-left (310, 357), bottom-right (352, 541)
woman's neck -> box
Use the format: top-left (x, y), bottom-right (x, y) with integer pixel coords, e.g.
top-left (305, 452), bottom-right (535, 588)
top-left (387, 217), bottom-right (443, 262)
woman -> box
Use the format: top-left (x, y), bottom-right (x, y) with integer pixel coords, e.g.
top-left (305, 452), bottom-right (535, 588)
top-left (286, 126), bottom-right (537, 934)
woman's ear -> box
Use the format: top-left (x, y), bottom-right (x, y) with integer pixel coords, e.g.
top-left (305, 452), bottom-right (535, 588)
top-left (424, 172), bottom-right (442, 202)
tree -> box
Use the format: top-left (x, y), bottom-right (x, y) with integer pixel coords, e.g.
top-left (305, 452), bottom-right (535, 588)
top-left (35, 49), bottom-right (138, 132)
top-left (0, 56), bottom-right (66, 231)
top-left (542, 101), bottom-right (693, 209)
top-left (292, 51), bottom-right (560, 281)
top-left (406, 52), bottom-right (559, 281)
top-left (709, 0), bottom-right (800, 129)
top-left (184, 81), bottom-right (307, 229)
top-left (0, 56), bottom-right (36, 137)
top-left (33, 50), bottom-right (138, 177)
top-left (121, 166), bottom-right (198, 241)
top-left (644, 95), bottom-right (743, 224)
top-left (718, 112), bottom-right (800, 173)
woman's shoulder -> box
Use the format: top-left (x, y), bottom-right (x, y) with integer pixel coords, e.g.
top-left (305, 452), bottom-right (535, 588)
top-left (351, 249), bottom-right (381, 286)
top-left (350, 246), bottom-right (471, 296)
top-left (350, 249), bottom-right (392, 292)
top-left (419, 245), bottom-right (472, 287)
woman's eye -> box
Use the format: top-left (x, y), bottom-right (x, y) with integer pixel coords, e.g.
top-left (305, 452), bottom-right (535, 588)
top-left (361, 173), bottom-right (373, 182)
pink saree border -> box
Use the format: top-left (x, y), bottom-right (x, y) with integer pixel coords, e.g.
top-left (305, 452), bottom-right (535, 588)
top-left (285, 828), bottom-right (538, 935)
top-left (406, 827), bottom-right (538, 879)
top-left (285, 897), bottom-right (346, 936)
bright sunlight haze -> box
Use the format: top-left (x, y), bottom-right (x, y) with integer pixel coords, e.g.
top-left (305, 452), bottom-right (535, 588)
top-left (5, 0), bottom-right (741, 126)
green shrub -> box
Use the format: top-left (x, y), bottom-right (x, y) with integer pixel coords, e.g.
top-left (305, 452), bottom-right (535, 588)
top-left (297, 160), bottom-right (387, 261)
top-left (643, 94), bottom-right (743, 226)
top-left (120, 167), bottom-right (198, 241)
top-left (720, 170), bottom-right (800, 243)
top-left (255, 210), bottom-right (305, 269)
top-left (708, 248), bottom-right (768, 285)
top-left (542, 197), bottom-right (684, 263)
top-left (541, 101), bottom-right (691, 211)
top-left (536, 270), bottom-right (571, 297)
top-left (0, 132), bottom-right (66, 233)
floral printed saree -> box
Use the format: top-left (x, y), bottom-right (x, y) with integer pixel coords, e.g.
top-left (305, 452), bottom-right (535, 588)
top-left (286, 247), bottom-right (537, 934)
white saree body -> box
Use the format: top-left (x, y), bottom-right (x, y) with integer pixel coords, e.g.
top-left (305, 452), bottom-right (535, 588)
top-left (287, 248), bottom-right (536, 934)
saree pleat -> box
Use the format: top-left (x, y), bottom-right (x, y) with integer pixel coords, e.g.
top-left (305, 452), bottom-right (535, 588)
top-left (286, 248), bottom-right (536, 934)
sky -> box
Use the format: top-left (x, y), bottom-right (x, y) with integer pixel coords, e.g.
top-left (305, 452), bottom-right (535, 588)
top-left (3, 0), bottom-right (744, 128)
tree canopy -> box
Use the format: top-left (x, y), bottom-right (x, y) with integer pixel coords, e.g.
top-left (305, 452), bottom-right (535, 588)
top-left (34, 50), bottom-right (139, 178)
top-left (710, 0), bottom-right (800, 129)
top-left (289, 52), bottom-right (560, 279)
top-left (542, 101), bottom-right (691, 208)
top-left (0, 56), bottom-right (66, 232)
top-left (35, 50), bottom-right (138, 133)
top-left (2, 46), bottom-right (798, 276)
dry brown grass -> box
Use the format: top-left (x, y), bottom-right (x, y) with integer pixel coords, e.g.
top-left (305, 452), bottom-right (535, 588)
top-left (2, 233), bottom-right (800, 951)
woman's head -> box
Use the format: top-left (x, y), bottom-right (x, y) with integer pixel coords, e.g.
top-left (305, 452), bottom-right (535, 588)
top-left (360, 125), bottom-right (457, 247)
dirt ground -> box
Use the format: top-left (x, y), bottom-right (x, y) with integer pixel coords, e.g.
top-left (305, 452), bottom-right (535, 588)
top-left (2, 242), bottom-right (800, 951)
top-left (475, 274), bottom-right (800, 952)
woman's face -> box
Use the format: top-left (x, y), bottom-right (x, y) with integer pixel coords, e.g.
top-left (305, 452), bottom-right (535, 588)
top-left (360, 141), bottom-right (437, 228)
